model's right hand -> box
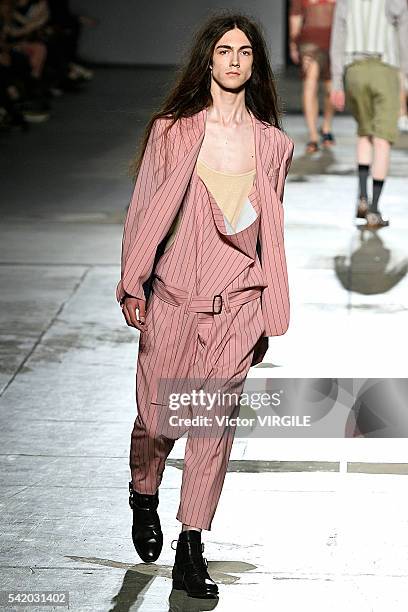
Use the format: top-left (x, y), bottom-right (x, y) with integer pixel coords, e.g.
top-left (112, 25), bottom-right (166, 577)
top-left (122, 296), bottom-right (146, 332)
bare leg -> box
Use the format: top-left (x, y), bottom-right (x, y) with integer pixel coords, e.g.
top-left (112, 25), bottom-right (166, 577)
top-left (16, 41), bottom-right (47, 79)
top-left (322, 80), bottom-right (335, 134)
top-left (30, 43), bottom-right (47, 79)
top-left (357, 135), bottom-right (373, 166)
top-left (302, 56), bottom-right (320, 145)
top-left (372, 137), bottom-right (391, 181)
top-left (182, 524), bottom-right (202, 532)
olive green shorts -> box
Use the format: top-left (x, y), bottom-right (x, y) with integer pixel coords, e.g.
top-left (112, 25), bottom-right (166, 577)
top-left (344, 59), bottom-right (400, 144)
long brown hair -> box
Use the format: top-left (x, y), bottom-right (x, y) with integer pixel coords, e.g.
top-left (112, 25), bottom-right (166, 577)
top-left (129, 9), bottom-right (283, 181)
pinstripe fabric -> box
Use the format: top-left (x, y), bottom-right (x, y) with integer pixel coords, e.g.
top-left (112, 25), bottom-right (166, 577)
top-left (117, 107), bottom-right (294, 530)
top-left (117, 107), bottom-right (294, 337)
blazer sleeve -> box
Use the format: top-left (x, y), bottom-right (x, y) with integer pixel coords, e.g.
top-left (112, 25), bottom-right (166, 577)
top-left (116, 118), bottom-right (167, 305)
top-left (260, 136), bottom-right (294, 337)
top-left (276, 138), bottom-right (295, 205)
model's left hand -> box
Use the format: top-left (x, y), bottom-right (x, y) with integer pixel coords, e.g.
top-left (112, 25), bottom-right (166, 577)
top-left (251, 336), bottom-right (269, 366)
top-left (330, 90), bottom-right (345, 112)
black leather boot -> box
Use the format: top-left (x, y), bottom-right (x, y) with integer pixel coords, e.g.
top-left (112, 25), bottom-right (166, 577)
top-left (128, 481), bottom-right (163, 562)
top-left (171, 530), bottom-right (219, 598)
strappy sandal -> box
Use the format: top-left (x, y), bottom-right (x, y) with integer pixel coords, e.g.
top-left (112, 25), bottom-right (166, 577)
top-left (320, 129), bottom-right (336, 148)
top-left (305, 141), bottom-right (319, 154)
top-left (365, 211), bottom-right (390, 229)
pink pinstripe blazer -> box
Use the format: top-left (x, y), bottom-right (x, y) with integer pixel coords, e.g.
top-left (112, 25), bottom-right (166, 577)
top-left (116, 107), bottom-right (294, 337)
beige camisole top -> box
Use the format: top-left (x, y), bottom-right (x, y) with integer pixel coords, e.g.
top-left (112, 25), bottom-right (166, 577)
top-left (163, 158), bottom-right (256, 252)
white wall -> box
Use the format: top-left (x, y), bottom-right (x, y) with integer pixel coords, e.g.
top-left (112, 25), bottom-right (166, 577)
top-left (72, 0), bottom-right (286, 69)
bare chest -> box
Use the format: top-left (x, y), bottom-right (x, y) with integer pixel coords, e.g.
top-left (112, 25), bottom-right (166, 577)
top-left (197, 121), bottom-right (256, 173)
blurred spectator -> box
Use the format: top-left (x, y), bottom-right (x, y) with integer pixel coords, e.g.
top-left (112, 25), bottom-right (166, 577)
top-left (1, 0), bottom-right (42, 126)
top-left (0, 0), bottom-right (95, 130)
top-left (0, 0), bottom-right (52, 124)
top-left (289, 0), bottom-right (337, 154)
top-left (47, 0), bottom-right (94, 83)
top-left (5, 0), bottom-right (49, 79)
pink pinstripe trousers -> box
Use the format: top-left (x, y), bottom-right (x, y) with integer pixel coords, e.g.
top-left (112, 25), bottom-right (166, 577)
top-left (130, 165), bottom-right (266, 531)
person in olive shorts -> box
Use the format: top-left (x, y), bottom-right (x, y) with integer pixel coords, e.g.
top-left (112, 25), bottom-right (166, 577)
top-left (330, 0), bottom-right (408, 229)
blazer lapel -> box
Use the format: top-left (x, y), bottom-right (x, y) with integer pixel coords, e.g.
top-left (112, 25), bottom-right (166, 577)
top-left (123, 116), bottom-right (206, 300)
top-left (126, 107), bottom-right (279, 299)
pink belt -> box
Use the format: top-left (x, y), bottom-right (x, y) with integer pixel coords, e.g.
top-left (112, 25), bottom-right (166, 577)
top-left (152, 275), bottom-right (264, 315)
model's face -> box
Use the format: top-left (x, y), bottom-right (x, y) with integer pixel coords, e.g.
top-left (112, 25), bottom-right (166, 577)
top-left (210, 27), bottom-right (253, 90)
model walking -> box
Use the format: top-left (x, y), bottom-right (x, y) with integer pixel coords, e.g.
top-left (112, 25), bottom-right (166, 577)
top-left (116, 12), bottom-right (294, 600)
top-left (330, 0), bottom-right (408, 229)
top-left (289, 0), bottom-right (337, 154)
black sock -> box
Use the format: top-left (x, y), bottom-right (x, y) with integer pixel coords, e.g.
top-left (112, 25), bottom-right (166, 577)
top-left (371, 179), bottom-right (384, 212)
top-left (358, 164), bottom-right (370, 199)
